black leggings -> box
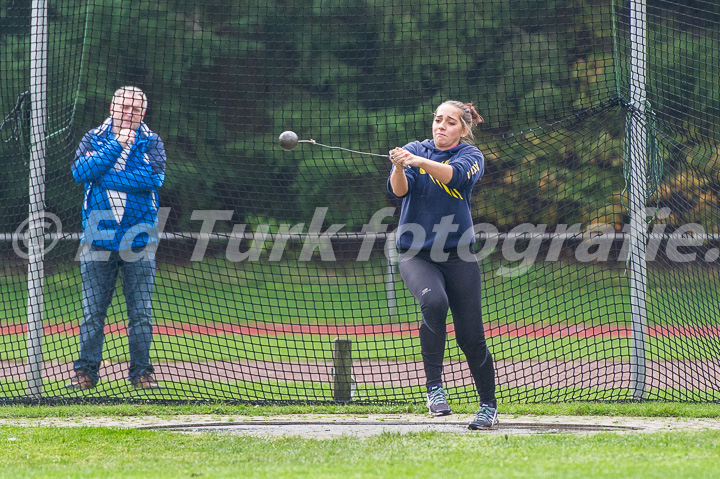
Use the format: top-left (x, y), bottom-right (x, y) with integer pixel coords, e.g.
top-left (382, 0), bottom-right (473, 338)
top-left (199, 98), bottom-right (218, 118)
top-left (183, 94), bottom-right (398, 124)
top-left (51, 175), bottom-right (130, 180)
top-left (398, 251), bottom-right (496, 403)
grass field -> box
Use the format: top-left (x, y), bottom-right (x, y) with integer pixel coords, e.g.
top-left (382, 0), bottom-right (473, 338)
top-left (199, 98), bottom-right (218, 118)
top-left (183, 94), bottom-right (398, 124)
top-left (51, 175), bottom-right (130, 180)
top-left (1, 255), bottom-right (719, 403)
top-left (2, 255), bottom-right (720, 327)
top-left (0, 402), bottom-right (719, 479)
top-left (4, 331), bottom-right (720, 364)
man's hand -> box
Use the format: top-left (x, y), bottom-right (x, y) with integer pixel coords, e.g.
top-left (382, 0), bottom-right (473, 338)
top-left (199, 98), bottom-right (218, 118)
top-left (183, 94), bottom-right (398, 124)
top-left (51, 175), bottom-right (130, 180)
top-left (116, 128), bottom-right (136, 147)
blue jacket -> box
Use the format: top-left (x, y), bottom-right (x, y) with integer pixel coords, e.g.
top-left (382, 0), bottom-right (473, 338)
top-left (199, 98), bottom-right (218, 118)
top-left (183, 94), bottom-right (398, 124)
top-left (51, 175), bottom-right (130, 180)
top-left (387, 140), bottom-right (484, 251)
top-left (72, 118), bottom-right (166, 251)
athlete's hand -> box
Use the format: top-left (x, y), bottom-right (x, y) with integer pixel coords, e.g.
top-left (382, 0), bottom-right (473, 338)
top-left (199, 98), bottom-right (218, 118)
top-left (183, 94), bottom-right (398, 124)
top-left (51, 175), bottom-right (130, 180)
top-left (390, 147), bottom-right (422, 168)
top-left (389, 147), bottom-right (406, 169)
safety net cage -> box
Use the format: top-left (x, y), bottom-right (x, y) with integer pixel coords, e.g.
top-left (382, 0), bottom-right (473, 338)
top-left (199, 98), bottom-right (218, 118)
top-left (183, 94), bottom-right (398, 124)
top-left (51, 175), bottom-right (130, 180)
top-left (1, 0), bottom-right (719, 404)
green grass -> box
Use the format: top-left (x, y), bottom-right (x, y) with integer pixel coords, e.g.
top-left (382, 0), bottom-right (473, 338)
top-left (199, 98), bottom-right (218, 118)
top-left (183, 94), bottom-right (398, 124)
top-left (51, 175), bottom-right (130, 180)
top-left (2, 378), bottom-right (718, 404)
top-left (0, 403), bottom-right (719, 479)
top-left (0, 427), bottom-right (719, 479)
top-left (1, 401), bottom-right (719, 418)
top-left (2, 256), bottom-right (719, 404)
top-left (3, 256), bottom-right (720, 327)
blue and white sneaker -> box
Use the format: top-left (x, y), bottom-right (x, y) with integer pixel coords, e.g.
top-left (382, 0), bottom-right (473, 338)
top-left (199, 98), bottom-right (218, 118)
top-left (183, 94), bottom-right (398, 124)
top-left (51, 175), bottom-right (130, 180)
top-left (468, 402), bottom-right (498, 429)
top-left (426, 386), bottom-right (452, 416)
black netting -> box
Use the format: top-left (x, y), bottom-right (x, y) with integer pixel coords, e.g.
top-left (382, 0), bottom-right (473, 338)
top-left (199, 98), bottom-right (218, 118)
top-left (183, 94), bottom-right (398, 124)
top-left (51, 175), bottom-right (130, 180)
top-left (1, 0), bottom-right (718, 404)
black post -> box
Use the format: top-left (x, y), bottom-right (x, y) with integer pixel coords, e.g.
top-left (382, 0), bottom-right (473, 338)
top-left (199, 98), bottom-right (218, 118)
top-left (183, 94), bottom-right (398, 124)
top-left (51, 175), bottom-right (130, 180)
top-left (332, 338), bottom-right (353, 402)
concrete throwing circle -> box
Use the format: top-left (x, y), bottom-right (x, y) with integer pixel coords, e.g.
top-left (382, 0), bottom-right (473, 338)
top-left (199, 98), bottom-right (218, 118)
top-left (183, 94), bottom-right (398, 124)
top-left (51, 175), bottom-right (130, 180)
top-left (144, 419), bottom-right (641, 438)
top-left (4, 414), bottom-right (719, 439)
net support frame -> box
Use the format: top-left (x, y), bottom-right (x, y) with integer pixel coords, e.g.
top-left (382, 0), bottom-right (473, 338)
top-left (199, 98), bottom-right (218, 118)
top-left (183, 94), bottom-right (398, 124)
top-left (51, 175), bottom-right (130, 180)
top-left (385, 231), bottom-right (398, 319)
top-left (628, 0), bottom-right (649, 400)
top-left (26, 0), bottom-right (48, 398)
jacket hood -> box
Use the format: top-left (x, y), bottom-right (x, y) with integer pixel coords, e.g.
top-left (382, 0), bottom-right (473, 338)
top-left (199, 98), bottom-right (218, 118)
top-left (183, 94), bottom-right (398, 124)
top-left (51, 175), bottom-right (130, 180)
top-left (419, 139), bottom-right (474, 155)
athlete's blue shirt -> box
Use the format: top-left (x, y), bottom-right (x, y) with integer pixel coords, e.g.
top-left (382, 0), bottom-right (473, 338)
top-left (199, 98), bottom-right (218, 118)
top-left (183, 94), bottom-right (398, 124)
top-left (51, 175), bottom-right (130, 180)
top-left (387, 139), bottom-right (484, 252)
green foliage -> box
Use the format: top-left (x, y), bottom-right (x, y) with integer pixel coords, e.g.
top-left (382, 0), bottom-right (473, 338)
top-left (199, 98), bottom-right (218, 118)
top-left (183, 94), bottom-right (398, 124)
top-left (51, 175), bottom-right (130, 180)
top-left (0, 0), bottom-right (719, 234)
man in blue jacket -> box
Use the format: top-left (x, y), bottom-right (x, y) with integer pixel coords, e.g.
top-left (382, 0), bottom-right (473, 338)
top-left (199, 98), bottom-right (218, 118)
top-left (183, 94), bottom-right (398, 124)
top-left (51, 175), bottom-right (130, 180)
top-left (68, 86), bottom-right (166, 390)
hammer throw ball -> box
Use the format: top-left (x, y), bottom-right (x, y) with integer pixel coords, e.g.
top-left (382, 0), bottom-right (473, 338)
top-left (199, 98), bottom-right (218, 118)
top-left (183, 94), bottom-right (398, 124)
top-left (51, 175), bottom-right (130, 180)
top-left (277, 131), bottom-right (389, 158)
top-left (278, 130), bottom-right (299, 151)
